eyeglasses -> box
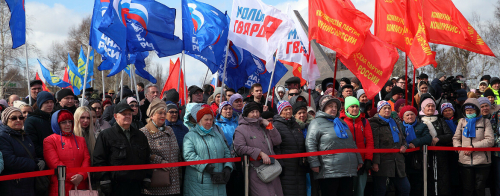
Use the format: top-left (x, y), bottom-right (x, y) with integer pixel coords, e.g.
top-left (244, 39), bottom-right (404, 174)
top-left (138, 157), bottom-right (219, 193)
top-left (289, 93), bottom-right (299, 96)
top-left (129, 104), bottom-right (139, 108)
top-left (9, 116), bottom-right (25, 121)
top-left (60, 120), bottom-right (73, 125)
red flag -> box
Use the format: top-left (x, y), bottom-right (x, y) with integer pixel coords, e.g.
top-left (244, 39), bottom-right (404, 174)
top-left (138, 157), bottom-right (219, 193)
top-left (62, 67), bottom-right (72, 91)
top-left (406, 0), bottom-right (437, 68)
top-left (422, 0), bottom-right (495, 56)
top-left (338, 33), bottom-right (399, 100)
top-left (160, 58), bottom-right (187, 105)
top-left (374, 0), bottom-right (408, 51)
top-left (35, 72), bottom-right (50, 92)
top-left (279, 60), bottom-right (307, 86)
top-left (309, 0), bottom-right (372, 58)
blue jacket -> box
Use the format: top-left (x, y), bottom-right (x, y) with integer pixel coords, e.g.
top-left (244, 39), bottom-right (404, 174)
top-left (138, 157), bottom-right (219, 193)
top-left (214, 113), bottom-right (239, 147)
top-left (183, 125), bottom-right (233, 196)
top-left (166, 119), bottom-right (190, 153)
top-left (0, 124), bottom-right (37, 196)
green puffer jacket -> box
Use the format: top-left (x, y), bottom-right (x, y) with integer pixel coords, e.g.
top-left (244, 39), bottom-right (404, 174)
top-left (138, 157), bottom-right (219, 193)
top-left (183, 124), bottom-right (233, 196)
top-left (305, 111), bottom-right (363, 179)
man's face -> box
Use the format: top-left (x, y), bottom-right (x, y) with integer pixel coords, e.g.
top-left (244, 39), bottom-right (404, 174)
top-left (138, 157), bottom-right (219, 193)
top-left (342, 88), bottom-right (353, 97)
top-left (439, 76), bottom-right (446, 81)
top-left (251, 86), bottom-right (263, 99)
top-left (146, 86), bottom-right (159, 101)
top-left (493, 83), bottom-right (500, 91)
top-left (30, 84), bottom-right (42, 99)
top-left (114, 110), bottom-right (133, 127)
top-left (339, 81), bottom-right (346, 88)
top-left (59, 95), bottom-right (75, 108)
top-left (137, 85), bottom-right (144, 91)
top-left (40, 100), bottom-right (54, 113)
top-left (8, 95), bottom-right (19, 106)
top-left (288, 89), bottom-right (299, 100)
top-left (191, 90), bottom-right (204, 103)
top-left (488, 96), bottom-right (496, 105)
top-left (396, 79), bottom-right (405, 88)
top-left (225, 91), bottom-right (234, 102)
top-left (392, 93), bottom-right (403, 101)
top-left (385, 85), bottom-right (393, 92)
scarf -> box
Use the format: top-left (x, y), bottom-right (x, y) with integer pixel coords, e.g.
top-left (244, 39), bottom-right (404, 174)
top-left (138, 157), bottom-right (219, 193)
top-left (326, 118), bottom-right (349, 139)
top-left (378, 114), bottom-right (400, 143)
top-left (420, 116), bottom-right (438, 138)
top-left (444, 118), bottom-right (457, 134)
top-left (464, 116), bottom-right (482, 138)
top-left (199, 125), bottom-right (213, 134)
top-left (403, 120), bottom-right (418, 143)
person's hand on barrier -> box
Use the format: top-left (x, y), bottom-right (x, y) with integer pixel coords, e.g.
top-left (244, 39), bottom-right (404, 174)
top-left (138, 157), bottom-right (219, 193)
top-left (223, 167), bottom-right (231, 183)
top-left (400, 145), bottom-right (407, 153)
top-left (259, 152), bottom-right (271, 164)
top-left (205, 164), bottom-right (216, 174)
top-left (142, 178), bottom-right (151, 189)
top-left (311, 167), bottom-right (319, 173)
top-left (409, 143), bottom-right (415, 149)
top-left (100, 181), bottom-right (112, 195)
top-left (431, 137), bottom-right (439, 146)
top-left (70, 174), bottom-right (83, 186)
top-left (372, 164), bottom-right (379, 172)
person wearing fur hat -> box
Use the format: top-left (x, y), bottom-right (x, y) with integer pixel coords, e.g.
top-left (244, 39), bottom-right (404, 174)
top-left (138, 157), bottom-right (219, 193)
top-left (272, 101), bottom-right (307, 196)
top-left (453, 98), bottom-right (494, 196)
top-left (306, 95), bottom-right (363, 195)
top-left (398, 105), bottom-right (431, 196)
top-left (24, 91), bottom-right (55, 160)
top-left (53, 88), bottom-right (77, 114)
top-left (139, 98), bottom-right (181, 195)
top-left (44, 110), bottom-right (91, 196)
top-left (419, 93), bottom-right (453, 195)
top-left (183, 105), bottom-right (233, 196)
top-left (368, 100), bottom-right (409, 196)
top-left (339, 96), bottom-right (374, 196)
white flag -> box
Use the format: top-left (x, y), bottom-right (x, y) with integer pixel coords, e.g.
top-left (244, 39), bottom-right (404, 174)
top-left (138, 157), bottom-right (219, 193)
top-left (229, 0), bottom-right (293, 72)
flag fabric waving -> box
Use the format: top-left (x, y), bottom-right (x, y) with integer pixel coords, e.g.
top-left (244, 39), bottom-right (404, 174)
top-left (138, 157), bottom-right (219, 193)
top-left (338, 33), bottom-right (399, 100)
top-left (229, 0), bottom-right (294, 72)
top-left (309, 0), bottom-right (372, 59)
top-left (77, 46), bottom-right (95, 78)
top-left (374, 0), bottom-right (408, 51)
top-left (5, 0), bottom-right (26, 48)
top-left (67, 54), bottom-right (83, 95)
top-left (422, 0), bottom-right (495, 56)
top-left (131, 52), bottom-right (157, 84)
top-left (62, 67), bottom-right (72, 90)
top-left (38, 59), bottom-right (71, 88)
top-left (35, 73), bottom-right (50, 92)
top-left (160, 58), bottom-right (187, 105)
top-left (406, 0), bottom-right (437, 68)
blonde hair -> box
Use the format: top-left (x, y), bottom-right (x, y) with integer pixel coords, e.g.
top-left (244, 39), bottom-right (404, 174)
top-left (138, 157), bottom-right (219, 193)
top-left (467, 92), bottom-right (478, 98)
top-left (73, 107), bottom-right (96, 159)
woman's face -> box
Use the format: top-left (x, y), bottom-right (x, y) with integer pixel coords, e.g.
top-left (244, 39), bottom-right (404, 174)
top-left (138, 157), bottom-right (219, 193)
top-left (278, 91), bottom-right (284, 98)
top-left (359, 94), bottom-right (368, 103)
top-left (221, 105), bottom-right (233, 119)
top-left (442, 108), bottom-right (454, 119)
top-left (152, 109), bottom-right (166, 127)
top-left (166, 109), bottom-right (178, 123)
top-left (397, 103), bottom-right (406, 113)
top-left (20, 106), bottom-right (32, 118)
top-left (324, 102), bottom-right (338, 117)
top-left (199, 114), bottom-right (213, 130)
top-left (465, 108), bottom-right (476, 115)
top-left (480, 103), bottom-right (490, 116)
top-left (79, 111), bottom-right (91, 129)
top-left (403, 112), bottom-right (416, 124)
top-left (419, 84), bottom-right (428, 94)
top-left (295, 109), bottom-right (307, 122)
top-left (233, 99), bottom-right (243, 110)
top-left (129, 101), bottom-right (139, 115)
top-left (479, 83), bottom-right (487, 91)
top-left (280, 107), bottom-right (292, 119)
top-left (247, 110), bottom-right (260, 119)
top-left (215, 94), bottom-right (221, 105)
top-left (7, 111), bottom-right (24, 131)
top-left (488, 96), bottom-right (496, 105)
top-left (379, 105), bottom-right (392, 118)
top-left (347, 105), bottom-right (359, 117)
top-left (59, 120), bottom-right (73, 133)
top-left (423, 103), bottom-right (436, 116)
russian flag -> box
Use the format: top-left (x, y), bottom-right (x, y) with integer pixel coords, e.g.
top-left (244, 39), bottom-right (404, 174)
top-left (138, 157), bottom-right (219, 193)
top-left (210, 72), bottom-right (218, 88)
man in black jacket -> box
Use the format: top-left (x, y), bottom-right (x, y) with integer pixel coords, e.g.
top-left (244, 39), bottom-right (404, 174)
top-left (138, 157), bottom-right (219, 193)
top-left (53, 88), bottom-right (77, 114)
top-left (24, 91), bottom-right (54, 161)
top-left (93, 102), bottom-right (152, 196)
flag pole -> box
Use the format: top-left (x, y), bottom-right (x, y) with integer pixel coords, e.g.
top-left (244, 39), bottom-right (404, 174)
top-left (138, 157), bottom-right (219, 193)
top-left (221, 40), bottom-right (230, 101)
top-left (120, 70), bottom-right (124, 101)
top-left (202, 68), bottom-right (210, 88)
top-left (129, 68), bottom-right (133, 90)
top-left (82, 46), bottom-right (91, 99)
top-left (177, 53), bottom-right (183, 92)
top-left (131, 64), bottom-right (140, 103)
top-left (264, 59), bottom-right (278, 107)
top-left (405, 55), bottom-right (408, 104)
top-left (25, 44), bottom-right (31, 105)
top-left (412, 67), bottom-right (416, 106)
top-left (102, 71), bottom-right (105, 101)
top-left (183, 51), bottom-right (187, 104)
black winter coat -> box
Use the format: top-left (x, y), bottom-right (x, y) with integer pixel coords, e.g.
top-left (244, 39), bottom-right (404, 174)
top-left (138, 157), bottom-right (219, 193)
top-left (0, 125), bottom-right (37, 196)
top-left (53, 104), bottom-right (77, 114)
top-left (93, 124), bottom-right (153, 182)
top-left (24, 109), bottom-right (52, 160)
top-left (273, 115), bottom-right (307, 196)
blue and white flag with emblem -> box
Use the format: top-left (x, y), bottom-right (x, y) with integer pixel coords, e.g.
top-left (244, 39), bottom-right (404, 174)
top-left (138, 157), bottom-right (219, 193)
top-left (38, 59), bottom-right (71, 88)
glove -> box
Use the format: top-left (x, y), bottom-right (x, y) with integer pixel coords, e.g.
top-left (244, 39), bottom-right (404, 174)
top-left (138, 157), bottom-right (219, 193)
top-left (357, 165), bottom-right (365, 176)
top-left (37, 160), bottom-right (45, 171)
top-left (100, 181), bottom-right (112, 195)
top-left (223, 167), bottom-right (231, 183)
top-left (205, 164), bottom-right (215, 174)
top-left (364, 160), bottom-right (373, 172)
top-left (142, 178), bottom-right (151, 189)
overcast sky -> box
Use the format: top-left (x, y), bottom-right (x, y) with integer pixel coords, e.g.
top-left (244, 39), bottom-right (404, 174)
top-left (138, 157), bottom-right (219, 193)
top-left (25, 0), bottom-right (498, 86)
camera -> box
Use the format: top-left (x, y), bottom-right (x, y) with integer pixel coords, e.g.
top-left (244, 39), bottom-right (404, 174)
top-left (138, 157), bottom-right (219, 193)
top-left (441, 76), bottom-right (462, 100)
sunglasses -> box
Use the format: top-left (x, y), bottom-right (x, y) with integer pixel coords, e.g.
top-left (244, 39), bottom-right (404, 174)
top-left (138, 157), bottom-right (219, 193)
top-left (9, 116), bottom-right (25, 121)
top-left (129, 104), bottom-right (139, 108)
top-left (289, 93), bottom-right (300, 96)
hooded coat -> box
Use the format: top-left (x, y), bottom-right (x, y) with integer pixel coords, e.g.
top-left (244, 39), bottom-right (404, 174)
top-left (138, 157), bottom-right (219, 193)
top-left (43, 110), bottom-right (91, 196)
top-left (0, 124), bottom-right (37, 196)
top-left (182, 124), bottom-right (233, 196)
top-left (233, 116), bottom-right (284, 196)
top-left (339, 111), bottom-right (374, 161)
top-left (214, 113), bottom-right (239, 147)
top-left (24, 109), bottom-right (53, 160)
top-left (272, 115), bottom-right (307, 196)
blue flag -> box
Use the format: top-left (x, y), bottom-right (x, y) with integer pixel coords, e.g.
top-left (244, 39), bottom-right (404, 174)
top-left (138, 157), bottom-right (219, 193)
top-left (131, 52), bottom-right (157, 84)
top-left (77, 46), bottom-right (95, 78)
top-left (182, 0), bottom-right (228, 52)
top-left (6, 0), bottom-right (26, 48)
top-left (38, 59), bottom-right (71, 88)
top-left (67, 54), bottom-right (83, 95)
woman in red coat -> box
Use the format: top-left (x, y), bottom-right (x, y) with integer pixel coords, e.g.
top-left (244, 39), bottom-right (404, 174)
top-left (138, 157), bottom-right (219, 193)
top-left (43, 110), bottom-right (91, 196)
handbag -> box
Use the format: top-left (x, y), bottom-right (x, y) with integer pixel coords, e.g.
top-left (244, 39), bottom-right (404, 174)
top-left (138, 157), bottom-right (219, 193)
top-left (150, 169), bottom-right (171, 187)
top-left (69, 172), bottom-right (98, 196)
top-left (12, 136), bottom-right (50, 194)
top-left (250, 129), bottom-right (282, 183)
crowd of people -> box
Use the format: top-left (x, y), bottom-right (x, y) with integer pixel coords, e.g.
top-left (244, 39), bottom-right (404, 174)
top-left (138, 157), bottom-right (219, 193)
top-left (0, 73), bottom-right (499, 196)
